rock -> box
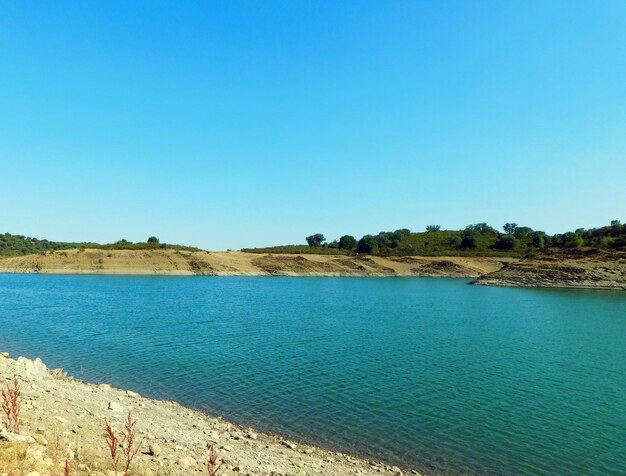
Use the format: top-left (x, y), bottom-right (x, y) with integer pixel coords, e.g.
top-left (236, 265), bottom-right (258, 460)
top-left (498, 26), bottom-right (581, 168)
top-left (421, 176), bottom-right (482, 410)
top-left (247, 431), bottom-right (258, 440)
top-left (177, 455), bottom-right (196, 469)
top-left (15, 356), bottom-right (48, 378)
top-left (147, 442), bottom-right (161, 456)
top-left (282, 441), bottom-right (297, 450)
top-left (220, 444), bottom-right (234, 452)
top-left (0, 352), bottom-right (11, 359)
top-left (51, 368), bottom-right (68, 379)
top-left (0, 431), bottom-right (36, 444)
top-left (33, 433), bottom-right (48, 445)
top-left (108, 401), bottom-right (123, 412)
top-left (126, 390), bottom-right (140, 398)
top-left (54, 416), bottom-right (70, 424)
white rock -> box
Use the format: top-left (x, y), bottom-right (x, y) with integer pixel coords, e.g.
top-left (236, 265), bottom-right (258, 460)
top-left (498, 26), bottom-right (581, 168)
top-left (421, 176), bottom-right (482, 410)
top-left (108, 401), bottom-right (123, 412)
top-left (16, 356), bottom-right (48, 378)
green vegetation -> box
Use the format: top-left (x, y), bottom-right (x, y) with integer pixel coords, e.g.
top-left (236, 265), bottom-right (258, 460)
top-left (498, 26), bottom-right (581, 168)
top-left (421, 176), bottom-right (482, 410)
top-left (243, 220), bottom-right (626, 257)
top-left (0, 233), bottom-right (201, 257)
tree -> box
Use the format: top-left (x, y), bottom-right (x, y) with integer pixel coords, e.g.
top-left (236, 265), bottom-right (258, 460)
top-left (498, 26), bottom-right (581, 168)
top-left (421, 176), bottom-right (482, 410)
top-left (306, 234), bottom-right (325, 247)
top-left (338, 235), bottom-right (357, 250)
top-left (611, 220), bottom-right (622, 228)
top-left (503, 223), bottom-right (518, 234)
top-left (356, 235), bottom-right (378, 254)
top-left (466, 223), bottom-right (497, 234)
top-left (513, 226), bottom-right (533, 239)
top-left (425, 225), bottom-right (441, 232)
top-left (147, 236), bottom-right (159, 244)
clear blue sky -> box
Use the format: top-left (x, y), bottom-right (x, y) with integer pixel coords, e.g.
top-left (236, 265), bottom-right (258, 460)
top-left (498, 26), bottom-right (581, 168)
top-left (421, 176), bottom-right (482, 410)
top-left (1, 1), bottom-right (624, 250)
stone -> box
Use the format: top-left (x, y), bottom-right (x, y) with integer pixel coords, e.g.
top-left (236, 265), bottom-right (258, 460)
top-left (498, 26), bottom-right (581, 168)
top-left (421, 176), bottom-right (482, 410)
top-left (108, 401), bottom-right (123, 412)
top-left (16, 356), bottom-right (48, 378)
top-left (147, 443), bottom-right (161, 456)
top-left (33, 433), bottom-right (48, 445)
top-left (0, 431), bottom-right (36, 444)
top-left (126, 390), bottom-right (140, 398)
top-left (177, 455), bottom-right (196, 469)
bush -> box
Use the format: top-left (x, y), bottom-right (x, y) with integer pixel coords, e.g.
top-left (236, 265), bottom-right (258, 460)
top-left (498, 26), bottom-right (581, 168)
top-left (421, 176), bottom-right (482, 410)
top-left (461, 235), bottom-right (478, 249)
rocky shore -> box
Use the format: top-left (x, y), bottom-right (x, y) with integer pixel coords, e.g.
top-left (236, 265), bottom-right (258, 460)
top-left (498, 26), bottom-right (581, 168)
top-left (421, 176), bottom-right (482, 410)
top-left (0, 353), bottom-right (418, 476)
top-left (473, 249), bottom-right (626, 290)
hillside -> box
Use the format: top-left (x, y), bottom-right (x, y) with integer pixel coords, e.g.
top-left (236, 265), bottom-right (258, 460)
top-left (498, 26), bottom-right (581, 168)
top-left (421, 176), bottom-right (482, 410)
top-left (0, 248), bottom-right (512, 278)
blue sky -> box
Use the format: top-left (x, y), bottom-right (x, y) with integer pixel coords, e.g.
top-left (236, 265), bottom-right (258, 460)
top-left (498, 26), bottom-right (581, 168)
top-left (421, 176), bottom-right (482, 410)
top-left (1, 1), bottom-right (625, 250)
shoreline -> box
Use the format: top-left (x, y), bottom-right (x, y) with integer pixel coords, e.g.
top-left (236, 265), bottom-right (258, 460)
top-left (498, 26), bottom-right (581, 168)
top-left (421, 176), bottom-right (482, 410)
top-left (0, 249), bottom-right (512, 279)
top-left (0, 248), bottom-right (623, 290)
top-left (0, 352), bottom-right (420, 476)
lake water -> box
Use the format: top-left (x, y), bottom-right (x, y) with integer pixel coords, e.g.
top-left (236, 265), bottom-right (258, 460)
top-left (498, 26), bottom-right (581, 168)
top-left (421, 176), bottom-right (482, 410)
top-left (1, 274), bottom-right (625, 475)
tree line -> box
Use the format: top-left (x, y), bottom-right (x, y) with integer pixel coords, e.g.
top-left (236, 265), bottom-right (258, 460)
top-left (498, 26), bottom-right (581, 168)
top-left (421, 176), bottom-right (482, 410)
top-left (303, 220), bottom-right (625, 256)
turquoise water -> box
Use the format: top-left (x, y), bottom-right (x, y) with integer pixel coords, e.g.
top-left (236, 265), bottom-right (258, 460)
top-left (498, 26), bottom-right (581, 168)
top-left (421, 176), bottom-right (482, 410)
top-left (1, 275), bottom-right (625, 475)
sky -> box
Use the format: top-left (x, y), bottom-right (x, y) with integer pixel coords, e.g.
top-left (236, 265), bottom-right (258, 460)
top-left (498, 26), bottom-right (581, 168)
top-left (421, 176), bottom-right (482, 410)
top-left (1, 1), bottom-right (625, 250)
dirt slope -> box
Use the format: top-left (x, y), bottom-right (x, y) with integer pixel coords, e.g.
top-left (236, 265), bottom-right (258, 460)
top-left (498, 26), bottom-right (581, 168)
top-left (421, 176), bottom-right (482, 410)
top-left (0, 249), bottom-right (511, 278)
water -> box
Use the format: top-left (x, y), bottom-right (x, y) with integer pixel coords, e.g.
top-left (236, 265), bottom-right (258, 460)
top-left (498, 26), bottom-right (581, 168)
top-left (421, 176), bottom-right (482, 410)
top-left (1, 274), bottom-right (625, 475)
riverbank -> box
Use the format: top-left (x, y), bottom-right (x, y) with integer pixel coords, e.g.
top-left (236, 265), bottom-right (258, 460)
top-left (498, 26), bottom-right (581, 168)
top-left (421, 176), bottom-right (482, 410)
top-left (0, 249), bottom-right (511, 278)
top-left (473, 249), bottom-right (626, 290)
top-left (0, 353), bottom-right (417, 476)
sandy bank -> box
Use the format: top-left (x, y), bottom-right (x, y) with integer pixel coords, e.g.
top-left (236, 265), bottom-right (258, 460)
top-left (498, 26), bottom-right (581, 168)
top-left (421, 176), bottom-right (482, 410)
top-left (0, 353), bottom-right (419, 476)
top-left (0, 249), bottom-right (511, 278)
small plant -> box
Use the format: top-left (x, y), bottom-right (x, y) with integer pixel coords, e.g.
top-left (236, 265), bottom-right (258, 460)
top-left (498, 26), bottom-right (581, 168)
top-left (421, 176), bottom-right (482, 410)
top-left (65, 459), bottom-right (70, 476)
top-left (1, 375), bottom-right (21, 433)
top-left (206, 443), bottom-right (223, 475)
top-left (104, 418), bottom-right (120, 472)
top-left (105, 411), bottom-right (143, 476)
top-left (122, 411), bottom-right (142, 475)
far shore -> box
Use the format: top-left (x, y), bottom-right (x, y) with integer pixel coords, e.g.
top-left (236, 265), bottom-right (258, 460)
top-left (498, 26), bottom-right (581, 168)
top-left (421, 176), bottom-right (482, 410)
top-left (0, 248), bottom-right (624, 290)
top-left (0, 248), bottom-right (512, 279)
